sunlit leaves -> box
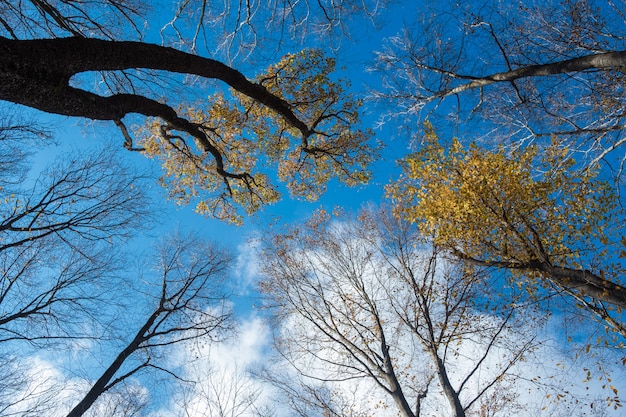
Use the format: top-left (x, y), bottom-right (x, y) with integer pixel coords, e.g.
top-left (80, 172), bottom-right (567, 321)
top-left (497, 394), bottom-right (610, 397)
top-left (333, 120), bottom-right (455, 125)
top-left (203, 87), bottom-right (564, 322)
top-left (251, 50), bottom-right (374, 198)
top-left (388, 122), bottom-right (617, 272)
top-left (139, 49), bottom-right (374, 224)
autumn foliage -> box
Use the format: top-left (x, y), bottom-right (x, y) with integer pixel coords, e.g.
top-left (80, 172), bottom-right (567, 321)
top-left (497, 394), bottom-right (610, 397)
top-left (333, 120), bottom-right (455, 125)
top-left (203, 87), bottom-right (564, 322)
top-left (139, 49), bottom-right (373, 224)
top-left (388, 122), bottom-right (626, 336)
top-left (390, 122), bottom-right (615, 268)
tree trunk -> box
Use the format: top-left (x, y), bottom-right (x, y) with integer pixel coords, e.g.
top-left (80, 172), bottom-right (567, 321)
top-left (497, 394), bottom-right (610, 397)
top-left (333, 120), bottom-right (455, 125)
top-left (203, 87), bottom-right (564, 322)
top-left (65, 309), bottom-right (160, 417)
top-left (542, 263), bottom-right (626, 308)
top-left (428, 349), bottom-right (465, 417)
top-left (381, 342), bottom-right (416, 417)
top-left (456, 250), bottom-right (626, 310)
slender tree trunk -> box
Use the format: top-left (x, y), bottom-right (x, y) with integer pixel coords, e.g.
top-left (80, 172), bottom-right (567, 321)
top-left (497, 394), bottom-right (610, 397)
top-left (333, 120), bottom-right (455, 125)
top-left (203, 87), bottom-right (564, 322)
top-left (65, 309), bottom-right (160, 417)
top-left (381, 342), bottom-right (416, 417)
top-left (428, 349), bottom-right (465, 417)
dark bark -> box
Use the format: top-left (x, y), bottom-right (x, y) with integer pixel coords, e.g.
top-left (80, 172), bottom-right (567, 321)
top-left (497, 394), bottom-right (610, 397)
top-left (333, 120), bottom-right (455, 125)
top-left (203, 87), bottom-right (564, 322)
top-left (455, 249), bottom-right (626, 310)
top-left (381, 339), bottom-right (415, 417)
top-left (454, 250), bottom-right (626, 339)
top-left (544, 264), bottom-right (626, 308)
top-left (63, 234), bottom-right (230, 417)
top-left (0, 36), bottom-right (310, 136)
top-left (0, 36), bottom-right (319, 194)
top-left (65, 308), bottom-right (161, 417)
top-left (429, 351), bottom-right (465, 417)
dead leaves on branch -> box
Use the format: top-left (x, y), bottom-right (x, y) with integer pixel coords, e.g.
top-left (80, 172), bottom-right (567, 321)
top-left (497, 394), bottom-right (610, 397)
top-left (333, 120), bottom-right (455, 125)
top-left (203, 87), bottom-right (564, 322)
top-left (139, 49), bottom-right (374, 224)
top-left (387, 122), bottom-right (626, 338)
top-left (389, 122), bottom-right (617, 271)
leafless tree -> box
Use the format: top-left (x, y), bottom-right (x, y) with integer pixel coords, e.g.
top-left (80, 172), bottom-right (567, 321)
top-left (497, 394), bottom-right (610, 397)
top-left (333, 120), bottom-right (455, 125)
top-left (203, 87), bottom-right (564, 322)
top-left (0, 355), bottom-right (61, 417)
top-left (259, 208), bottom-right (540, 417)
top-left (158, 0), bottom-right (388, 59)
top-left (373, 0), bottom-right (626, 176)
top-left (0, 142), bottom-right (156, 416)
top-left (174, 363), bottom-right (263, 417)
top-left (65, 232), bottom-right (234, 417)
top-left (0, 107), bottom-right (53, 189)
top-left (0, 0), bottom-right (387, 58)
top-left (0, 145), bottom-right (150, 344)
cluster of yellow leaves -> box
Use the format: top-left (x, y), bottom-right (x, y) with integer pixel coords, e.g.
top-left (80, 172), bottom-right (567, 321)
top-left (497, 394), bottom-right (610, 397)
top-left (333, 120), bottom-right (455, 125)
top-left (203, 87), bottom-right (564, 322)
top-left (139, 49), bottom-right (374, 224)
top-left (388, 122), bottom-right (616, 270)
top-left (241, 49), bottom-right (374, 198)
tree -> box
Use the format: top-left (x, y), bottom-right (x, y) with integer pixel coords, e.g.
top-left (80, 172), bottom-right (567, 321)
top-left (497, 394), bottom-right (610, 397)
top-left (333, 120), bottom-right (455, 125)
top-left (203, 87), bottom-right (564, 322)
top-left (66, 232), bottom-right (233, 417)
top-left (388, 122), bottom-right (626, 339)
top-left (0, 133), bottom-right (237, 417)
top-left (138, 48), bottom-right (372, 223)
top-left (259, 208), bottom-right (540, 417)
top-left (0, 139), bottom-right (158, 416)
top-left (0, 355), bottom-right (61, 417)
top-left (374, 0), bottom-right (626, 179)
top-left (175, 364), bottom-right (264, 417)
top-left (0, 146), bottom-right (149, 344)
top-left (0, 0), bottom-right (377, 223)
top-left (374, 0), bottom-right (626, 344)
top-left (0, 0), bottom-right (386, 54)
top-left (157, 0), bottom-right (388, 58)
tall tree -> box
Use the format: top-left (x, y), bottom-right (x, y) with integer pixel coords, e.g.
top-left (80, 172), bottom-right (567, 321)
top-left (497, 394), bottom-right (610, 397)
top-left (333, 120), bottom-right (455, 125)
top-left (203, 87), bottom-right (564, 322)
top-left (0, 0), bottom-right (378, 223)
top-left (377, 0), bottom-right (626, 347)
top-left (0, 140), bottom-right (155, 416)
top-left (0, 146), bottom-right (149, 344)
top-left (260, 208), bottom-right (540, 417)
top-left (66, 232), bottom-right (233, 417)
top-left (388, 123), bottom-right (626, 339)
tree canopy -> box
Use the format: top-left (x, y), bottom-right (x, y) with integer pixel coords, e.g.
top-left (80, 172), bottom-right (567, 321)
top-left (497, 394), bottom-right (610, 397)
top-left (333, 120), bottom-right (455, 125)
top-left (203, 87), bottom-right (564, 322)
top-left (0, 3), bottom-right (376, 223)
top-left (260, 208), bottom-right (541, 417)
top-left (375, 0), bottom-right (626, 188)
top-left (2, 0), bottom-right (626, 416)
top-left (389, 122), bottom-right (626, 339)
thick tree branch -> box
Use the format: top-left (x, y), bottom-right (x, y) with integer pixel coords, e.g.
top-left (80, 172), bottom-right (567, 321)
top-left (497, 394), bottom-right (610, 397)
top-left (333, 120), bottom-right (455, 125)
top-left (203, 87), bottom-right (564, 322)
top-left (0, 36), bottom-right (311, 135)
top-left (433, 50), bottom-right (626, 101)
top-left (453, 249), bottom-right (626, 314)
top-left (0, 36), bottom-right (324, 202)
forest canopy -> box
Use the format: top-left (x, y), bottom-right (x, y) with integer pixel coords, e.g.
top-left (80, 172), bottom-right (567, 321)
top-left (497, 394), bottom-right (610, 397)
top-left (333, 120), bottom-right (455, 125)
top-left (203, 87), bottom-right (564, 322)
top-left (1, 0), bottom-right (625, 416)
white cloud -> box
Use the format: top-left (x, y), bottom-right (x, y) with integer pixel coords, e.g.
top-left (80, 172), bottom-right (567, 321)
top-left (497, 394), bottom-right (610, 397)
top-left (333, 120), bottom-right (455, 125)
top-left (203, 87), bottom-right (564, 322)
top-left (254, 214), bottom-right (626, 417)
top-left (0, 355), bottom-right (66, 417)
top-left (151, 314), bottom-right (272, 417)
top-left (233, 236), bottom-right (262, 295)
